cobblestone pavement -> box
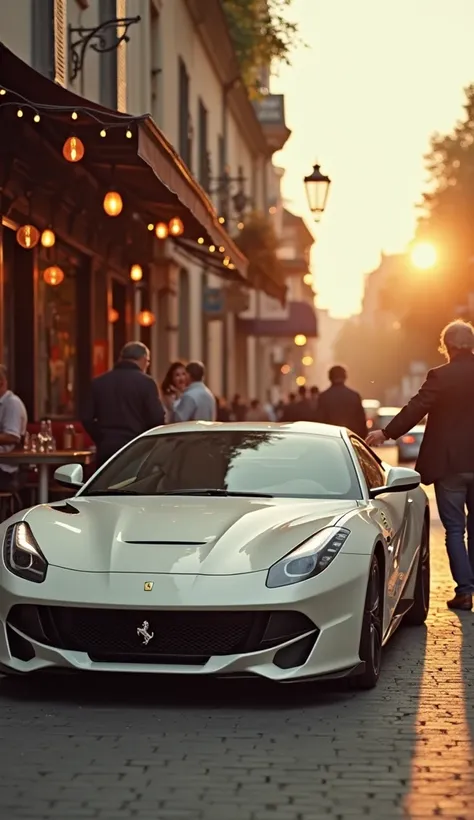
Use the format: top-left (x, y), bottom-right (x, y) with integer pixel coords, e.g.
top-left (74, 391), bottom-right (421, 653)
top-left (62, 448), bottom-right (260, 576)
top-left (1, 465), bottom-right (474, 819)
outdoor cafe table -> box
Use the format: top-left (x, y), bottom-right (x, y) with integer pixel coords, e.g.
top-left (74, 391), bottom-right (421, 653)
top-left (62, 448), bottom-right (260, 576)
top-left (0, 450), bottom-right (93, 504)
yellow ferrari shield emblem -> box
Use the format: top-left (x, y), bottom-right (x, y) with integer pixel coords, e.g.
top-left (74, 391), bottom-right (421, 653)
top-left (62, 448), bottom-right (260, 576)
top-left (144, 581), bottom-right (154, 591)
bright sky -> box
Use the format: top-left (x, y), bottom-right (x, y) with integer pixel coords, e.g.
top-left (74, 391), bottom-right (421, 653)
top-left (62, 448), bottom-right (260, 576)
top-left (272, 0), bottom-right (474, 317)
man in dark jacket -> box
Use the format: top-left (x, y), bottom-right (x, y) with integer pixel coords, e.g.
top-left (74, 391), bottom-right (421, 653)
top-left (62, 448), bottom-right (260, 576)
top-left (82, 341), bottom-right (164, 467)
top-left (316, 366), bottom-right (367, 438)
top-left (367, 320), bottom-right (474, 612)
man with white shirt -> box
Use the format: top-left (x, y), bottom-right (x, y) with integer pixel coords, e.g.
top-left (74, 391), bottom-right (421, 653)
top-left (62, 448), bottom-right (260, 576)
top-left (171, 361), bottom-right (216, 422)
top-left (0, 365), bottom-right (27, 490)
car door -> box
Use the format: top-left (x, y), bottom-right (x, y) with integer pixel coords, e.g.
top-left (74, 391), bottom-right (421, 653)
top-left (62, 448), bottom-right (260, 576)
top-left (350, 438), bottom-right (412, 624)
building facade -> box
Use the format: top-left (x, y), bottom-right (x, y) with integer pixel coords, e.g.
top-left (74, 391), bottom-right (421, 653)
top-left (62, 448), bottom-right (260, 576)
top-left (0, 0), bottom-right (293, 403)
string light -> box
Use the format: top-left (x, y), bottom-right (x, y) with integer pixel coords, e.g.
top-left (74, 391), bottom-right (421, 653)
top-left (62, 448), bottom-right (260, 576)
top-left (218, 216), bottom-right (225, 224)
top-left (302, 355), bottom-right (314, 366)
top-left (237, 221), bottom-right (244, 230)
top-left (63, 135), bottom-right (85, 162)
top-left (17, 109), bottom-right (23, 118)
top-left (33, 114), bottom-right (40, 123)
top-left (43, 265), bottom-right (64, 286)
top-left (155, 222), bottom-right (168, 239)
top-left (16, 224), bottom-right (40, 249)
top-left (281, 364), bottom-right (291, 375)
top-left (100, 129), bottom-right (106, 137)
top-left (40, 228), bottom-right (56, 248)
top-left (147, 223), bottom-right (155, 232)
top-left (219, 246), bottom-right (225, 253)
top-left (296, 376), bottom-right (306, 386)
top-left (209, 245), bottom-right (216, 253)
top-left (137, 310), bottom-right (155, 327)
top-left (130, 264), bottom-right (143, 282)
top-left (169, 217), bottom-right (184, 236)
top-left (126, 129), bottom-right (132, 138)
top-left (0, 89), bottom-right (5, 96)
top-left (294, 334), bottom-right (307, 347)
top-left (103, 191), bottom-right (123, 217)
top-left (71, 111), bottom-right (78, 120)
top-left (223, 256), bottom-right (230, 266)
top-left (197, 237), bottom-right (205, 244)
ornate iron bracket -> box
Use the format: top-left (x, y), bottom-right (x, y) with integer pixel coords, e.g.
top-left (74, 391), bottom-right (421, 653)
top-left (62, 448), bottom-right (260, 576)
top-left (68, 16), bottom-right (141, 83)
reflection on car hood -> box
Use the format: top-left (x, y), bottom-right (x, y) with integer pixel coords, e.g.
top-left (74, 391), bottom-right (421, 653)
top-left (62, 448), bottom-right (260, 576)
top-left (24, 496), bottom-right (359, 575)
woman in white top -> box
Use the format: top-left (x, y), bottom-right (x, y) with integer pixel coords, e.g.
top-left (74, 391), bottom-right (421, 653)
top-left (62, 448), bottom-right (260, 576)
top-left (160, 361), bottom-right (189, 423)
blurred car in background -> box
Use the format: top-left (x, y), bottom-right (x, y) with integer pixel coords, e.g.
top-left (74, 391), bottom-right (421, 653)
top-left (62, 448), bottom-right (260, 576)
top-left (371, 407), bottom-right (402, 445)
top-left (362, 399), bottom-right (380, 430)
top-left (397, 425), bottom-right (425, 463)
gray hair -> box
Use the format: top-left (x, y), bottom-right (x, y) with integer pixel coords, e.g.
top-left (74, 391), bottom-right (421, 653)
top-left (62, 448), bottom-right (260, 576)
top-left (439, 320), bottom-right (474, 358)
top-left (120, 341), bottom-right (150, 361)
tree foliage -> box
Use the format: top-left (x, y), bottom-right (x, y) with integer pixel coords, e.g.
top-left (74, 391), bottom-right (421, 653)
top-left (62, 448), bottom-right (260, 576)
top-left (372, 84), bottom-right (474, 383)
top-left (221, 0), bottom-right (299, 91)
top-left (234, 212), bottom-right (286, 302)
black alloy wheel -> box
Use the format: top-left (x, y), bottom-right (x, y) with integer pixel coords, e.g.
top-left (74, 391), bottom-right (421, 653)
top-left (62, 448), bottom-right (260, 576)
top-left (352, 553), bottom-right (383, 690)
top-left (404, 522), bottom-right (430, 626)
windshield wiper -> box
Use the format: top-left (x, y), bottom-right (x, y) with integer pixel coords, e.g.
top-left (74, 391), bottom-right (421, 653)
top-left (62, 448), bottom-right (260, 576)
top-left (157, 489), bottom-right (274, 498)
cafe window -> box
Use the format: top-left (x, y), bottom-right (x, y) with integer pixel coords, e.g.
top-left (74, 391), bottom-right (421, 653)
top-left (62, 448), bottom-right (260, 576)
top-left (37, 247), bottom-right (78, 418)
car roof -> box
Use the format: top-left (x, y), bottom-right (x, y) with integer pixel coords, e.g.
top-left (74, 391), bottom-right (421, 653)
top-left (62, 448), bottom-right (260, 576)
top-left (142, 421), bottom-right (345, 438)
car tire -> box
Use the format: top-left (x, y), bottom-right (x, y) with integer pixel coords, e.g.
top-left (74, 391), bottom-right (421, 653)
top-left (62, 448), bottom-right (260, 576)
top-left (351, 552), bottom-right (383, 690)
top-left (404, 522), bottom-right (430, 626)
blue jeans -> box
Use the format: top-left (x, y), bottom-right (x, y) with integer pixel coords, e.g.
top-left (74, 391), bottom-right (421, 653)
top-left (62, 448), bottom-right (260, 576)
top-left (435, 473), bottom-right (474, 595)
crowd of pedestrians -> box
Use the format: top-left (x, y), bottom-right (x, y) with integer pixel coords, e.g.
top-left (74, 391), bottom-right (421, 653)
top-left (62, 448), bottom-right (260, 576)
top-left (81, 342), bottom-right (369, 463)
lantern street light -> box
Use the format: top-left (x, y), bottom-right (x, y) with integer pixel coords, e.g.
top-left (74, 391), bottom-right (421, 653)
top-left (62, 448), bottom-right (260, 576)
top-left (304, 164), bottom-right (331, 222)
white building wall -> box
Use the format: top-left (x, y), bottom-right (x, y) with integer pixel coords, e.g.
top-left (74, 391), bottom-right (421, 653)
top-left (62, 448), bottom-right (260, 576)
top-left (0, 0), bottom-right (32, 65)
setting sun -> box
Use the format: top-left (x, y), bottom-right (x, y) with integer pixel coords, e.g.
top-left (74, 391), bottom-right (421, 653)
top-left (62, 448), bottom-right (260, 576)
top-left (410, 242), bottom-right (437, 270)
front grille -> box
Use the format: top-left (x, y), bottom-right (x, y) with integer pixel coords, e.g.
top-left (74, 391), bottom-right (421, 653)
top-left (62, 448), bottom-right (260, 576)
top-left (8, 605), bottom-right (316, 665)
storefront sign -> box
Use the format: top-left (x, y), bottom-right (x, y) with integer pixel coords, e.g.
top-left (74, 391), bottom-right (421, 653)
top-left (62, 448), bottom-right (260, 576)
top-left (203, 287), bottom-right (224, 315)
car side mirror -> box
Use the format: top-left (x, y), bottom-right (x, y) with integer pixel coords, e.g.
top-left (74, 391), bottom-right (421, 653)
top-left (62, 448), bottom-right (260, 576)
top-left (54, 464), bottom-right (84, 489)
top-left (369, 466), bottom-right (421, 499)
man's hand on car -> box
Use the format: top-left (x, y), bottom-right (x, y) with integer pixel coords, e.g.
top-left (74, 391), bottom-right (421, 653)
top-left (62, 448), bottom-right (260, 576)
top-left (366, 430), bottom-right (388, 448)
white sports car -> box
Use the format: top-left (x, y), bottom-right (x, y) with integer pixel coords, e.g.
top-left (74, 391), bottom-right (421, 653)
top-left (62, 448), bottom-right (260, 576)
top-left (0, 422), bottom-right (430, 689)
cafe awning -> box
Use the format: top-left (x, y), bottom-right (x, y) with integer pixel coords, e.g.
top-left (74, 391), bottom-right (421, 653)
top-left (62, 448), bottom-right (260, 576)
top-left (239, 300), bottom-right (318, 338)
top-left (0, 43), bottom-right (247, 279)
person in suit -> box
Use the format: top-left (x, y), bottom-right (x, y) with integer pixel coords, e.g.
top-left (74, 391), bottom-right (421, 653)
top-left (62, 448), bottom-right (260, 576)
top-left (82, 341), bottom-right (165, 467)
top-left (367, 320), bottom-right (474, 611)
top-left (316, 365), bottom-right (367, 438)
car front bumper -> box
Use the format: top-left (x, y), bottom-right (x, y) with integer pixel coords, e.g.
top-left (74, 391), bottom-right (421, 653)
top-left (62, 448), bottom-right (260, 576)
top-left (0, 553), bottom-right (371, 681)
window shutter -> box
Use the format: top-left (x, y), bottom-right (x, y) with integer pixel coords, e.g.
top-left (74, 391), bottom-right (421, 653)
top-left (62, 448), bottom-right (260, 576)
top-left (116, 0), bottom-right (127, 111)
top-left (53, 0), bottom-right (68, 87)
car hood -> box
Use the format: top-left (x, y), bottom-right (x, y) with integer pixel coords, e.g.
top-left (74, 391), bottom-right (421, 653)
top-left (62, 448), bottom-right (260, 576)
top-left (24, 496), bottom-right (359, 575)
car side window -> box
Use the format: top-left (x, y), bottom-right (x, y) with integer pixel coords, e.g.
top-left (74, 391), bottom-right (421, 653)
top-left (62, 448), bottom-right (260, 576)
top-left (351, 439), bottom-right (386, 490)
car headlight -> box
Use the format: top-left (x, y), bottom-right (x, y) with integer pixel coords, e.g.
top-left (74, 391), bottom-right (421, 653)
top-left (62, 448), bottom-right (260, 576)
top-left (266, 526), bottom-right (350, 588)
top-left (3, 522), bottom-right (48, 583)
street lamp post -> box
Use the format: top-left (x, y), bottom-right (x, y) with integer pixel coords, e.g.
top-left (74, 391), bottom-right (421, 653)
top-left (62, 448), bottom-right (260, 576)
top-left (304, 164), bottom-right (331, 222)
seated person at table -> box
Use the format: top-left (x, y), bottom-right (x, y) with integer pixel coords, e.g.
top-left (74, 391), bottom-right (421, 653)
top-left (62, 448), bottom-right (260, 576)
top-left (0, 365), bottom-right (27, 491)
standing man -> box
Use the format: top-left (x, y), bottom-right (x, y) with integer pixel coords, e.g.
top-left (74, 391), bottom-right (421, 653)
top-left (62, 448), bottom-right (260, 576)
top-left (316, 365), bottom-right (367, 438)
top-left (82, 341), bottom-right (164, 467)
top-left (0, 365), bottom-right (27, 491)
top-left (367, 320), bottom-right (474, 612)
top-left (171, 361), bottom-right (216, 422)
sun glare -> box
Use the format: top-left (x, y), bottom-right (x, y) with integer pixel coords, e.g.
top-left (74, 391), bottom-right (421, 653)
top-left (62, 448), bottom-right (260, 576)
top-left (410, 242), bottom-right (437, 270)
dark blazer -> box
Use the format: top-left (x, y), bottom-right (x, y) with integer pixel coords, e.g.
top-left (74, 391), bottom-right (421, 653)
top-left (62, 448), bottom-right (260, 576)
top-left (384, 351), bottom-right (474, 485)
top-left (316, 383), bottom-right (367, 439)
top-left (82, 360), bottom-right (165, 466)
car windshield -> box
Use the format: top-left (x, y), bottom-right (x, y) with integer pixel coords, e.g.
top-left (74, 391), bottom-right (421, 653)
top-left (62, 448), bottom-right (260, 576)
top-left (80, 431), bottom-right (362, 500)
